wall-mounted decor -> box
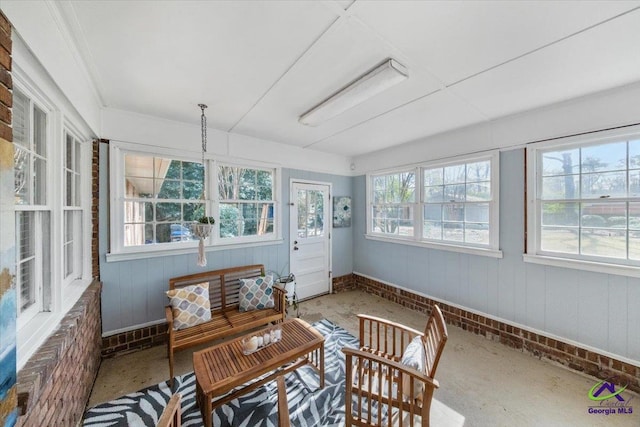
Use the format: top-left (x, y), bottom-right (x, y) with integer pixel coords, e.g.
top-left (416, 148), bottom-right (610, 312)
top-left (333, 196), bottom-right (351, 228)
top-left (0, 137), bottom-right (17, 427)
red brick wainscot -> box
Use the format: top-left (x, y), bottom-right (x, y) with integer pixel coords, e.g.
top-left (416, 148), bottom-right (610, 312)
top-left (16, 281), bottom-right (102, 427)
top-left (353, 273), bottom-right (640, 394)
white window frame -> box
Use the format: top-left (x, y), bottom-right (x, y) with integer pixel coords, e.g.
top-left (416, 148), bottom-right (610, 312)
top-left (62, 126), bottom-right (85, 286)
top-left (365, 151), bottom-right (501, 258)
top-left (13, 70), bottom-right (93, 370)
top-left (107, 142), bottom-right (282, 261)
top-left (13, 84), bottom-right (53, 328)
top-left (525, 125), bottom-right (640, 277)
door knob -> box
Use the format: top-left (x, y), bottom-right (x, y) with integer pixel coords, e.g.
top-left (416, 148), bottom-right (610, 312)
top-left (293, 246), bottom-right (299, 251)
top-left (294, 240), bottom-right (298, 244)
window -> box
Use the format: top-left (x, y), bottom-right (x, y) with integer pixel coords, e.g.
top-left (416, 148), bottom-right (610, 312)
top-left (423, 159), bottom-right (491, 246)
top-left (370, 170), bottom-right (416, 237)
top-left (109, 144), bottom-right (280, 258)
top-left (13, 88), bottom-right (51, 323)
top-left (218, 165), bottom-right (275, 239)
top-left (528, 129), bottom-right (640, 271)
top-left (123, 154), bottom-right (205, 246)
top-left (63, 131), bottom-right (83, 280)
top-left (366, 152), bottom-right (500, 257)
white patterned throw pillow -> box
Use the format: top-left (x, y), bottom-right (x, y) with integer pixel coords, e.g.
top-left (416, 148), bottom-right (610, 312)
top-left (166, 283), bottom-right (212, 330)
top-left (400, 335), bottom-right (427, 400)
top-left (238, 275), bottom-right (275, 312)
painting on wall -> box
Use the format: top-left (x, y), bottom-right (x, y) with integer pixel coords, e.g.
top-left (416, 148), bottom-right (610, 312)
top-left (333, 196), bottom-right (351, 228)
top-left (0, 137), bottom-right (17, 427)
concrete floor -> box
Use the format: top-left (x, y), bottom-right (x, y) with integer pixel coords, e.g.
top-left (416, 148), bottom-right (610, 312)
top-left (88, 290), bottom-right (639, 426)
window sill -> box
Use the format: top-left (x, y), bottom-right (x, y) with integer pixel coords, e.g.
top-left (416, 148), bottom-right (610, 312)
top-left (523, 254), bottom-right (640, 278)
top-left (364, 234), bottom-right (503, 258)
top-left (106, 238), bottom-right (284, 262)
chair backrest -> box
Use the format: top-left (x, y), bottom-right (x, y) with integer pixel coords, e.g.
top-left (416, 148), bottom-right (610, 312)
top-left (422, 304), bottom-right (448, 379)
top-left (157, 393), bottom-right (181, 427)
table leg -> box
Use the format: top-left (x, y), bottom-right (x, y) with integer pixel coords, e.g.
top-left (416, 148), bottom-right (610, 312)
top-left (196, 379), bottom-right (212, 426)
top-left (319, 342), bottom-right (325, 389)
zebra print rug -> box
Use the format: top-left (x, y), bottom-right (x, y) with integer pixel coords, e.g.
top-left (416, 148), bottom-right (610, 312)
top-left (83, 319), bottom-right (358, 426)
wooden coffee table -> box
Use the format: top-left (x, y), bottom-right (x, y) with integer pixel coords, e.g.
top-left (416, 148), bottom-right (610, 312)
top-left (193, 318), bottom-right (325, 426)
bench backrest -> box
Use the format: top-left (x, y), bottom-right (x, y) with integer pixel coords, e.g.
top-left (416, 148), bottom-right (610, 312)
top-left (169, 264), bottom-right (265, 313)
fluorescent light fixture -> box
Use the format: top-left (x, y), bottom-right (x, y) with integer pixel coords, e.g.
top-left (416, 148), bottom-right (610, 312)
top-left (299, 58), bottom-right (408, 126)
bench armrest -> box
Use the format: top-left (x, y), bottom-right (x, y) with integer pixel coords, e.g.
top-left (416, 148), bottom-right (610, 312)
top-left (272, 285), bottom-right (286, 315)
top-left (165, 306), bottom-right (174, 331)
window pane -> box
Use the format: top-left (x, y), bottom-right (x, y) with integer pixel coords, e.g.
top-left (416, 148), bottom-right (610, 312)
top-left (466, 182), bottom-right (490, 201)
top-left (34, 157), bottom-right (46, 205)
top-left (629, 170), bottom-right (640, 197)
top-left (156, 179), bottom-right (180, 199)
top-left (443, 223), bottom-right (463, 242)
top-left (541, 227), bottom-right (578, 253)
top-left (466, 161), bottom-right (490, 182)
top-left (581, 142), bottom-right (626, 173)
top-left (581, 202), bottom-right (625, 228)
top-left (257, 203), bottom-right (274, 235)
top-left (542, 202), bottom-right (579, 226)
top-left (542, 149), bottom-right (579, 176)
top-left (257, 170), bottom-right (273, 200)
top-left (424, 168), bottom-right (443, 186)
top-left (18, 212), bottom-right (34, 260)
top-left (424, 186), bottom-right (443, 203)
top-left (156, 223), bottom-right (172, 243)
top-left (541, 175), bottom-right (579, 200)
top-left (373, 190), bottom-right (385, 204)
top-left (14, 147), bottom-right (30, 205)
top-left (465, 203), bottom-right (489, 223)
top-left (124, 223), bottom-right (147, 246)
top-left (124, 154), bottom-right (154, 178)
top-left (443, 184), bottom-right (465, 202)
top-left (423, 204), bottom-right (441, 221)
top-left (444, 164), bottom-right (465, 184)
top-left (156, 202), bottom-right (181, 221)
top-left (443, 204), bottom-right (464, 222)
top-left (66, 134), bottom-right (73, 169)
top-left (423, 221), bottom-right (442, 240)
top-left (66, 171), bottom-right (73, 206)
top-left (629, 140), bottom-right (640, 168)
top-left (124, 201), bottom-right (152, 223)
top-left (580, 229), bottom-right (626, 259)
top-left (64, 242), bottom-right (73, 278)
top-left (65, 211), bottom-right (73, 241)
top-left (13, 90), bottom-right (29, 147)
top-left (220, 203), bottom-right (243, 238)
top-left (164, 159), bottom-right (181, 179)
top-left (629, 202), bottom-right (640, 229)
top-left (33, 106), bottom-right (47, 157)
top-left (126, 177), bottom-right (154, 198)
top-left (465, 223), bottom-right (489, 245)
top-left (75, 174), bottom-right (81, 207)
top-left (373, 176), bottom-right (385, 190)
top-left (580, 171), bottom-right (626, 199)
top-left (19, 258), bottom-right (35, 312)
top-left (183, 203), bottom-right (205, 222)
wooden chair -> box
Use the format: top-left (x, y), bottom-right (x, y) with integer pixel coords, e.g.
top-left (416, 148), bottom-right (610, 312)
top-left (157, 393), bottom-right (181, 427)
top-left (342, 305), bottom-right (448, 427)
top-left (277, 375), bottom-right (291, 427)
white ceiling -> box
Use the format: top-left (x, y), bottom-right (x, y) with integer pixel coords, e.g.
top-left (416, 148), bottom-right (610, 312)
top-left (56, 0), bottom-right (640, 158)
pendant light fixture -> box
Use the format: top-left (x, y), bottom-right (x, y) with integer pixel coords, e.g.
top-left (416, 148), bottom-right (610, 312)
top-left (192, 103), bottom-right (214, 267)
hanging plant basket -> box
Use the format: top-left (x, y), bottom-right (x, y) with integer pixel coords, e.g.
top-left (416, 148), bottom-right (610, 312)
top-left (191, 217), bottom-right (215, 267)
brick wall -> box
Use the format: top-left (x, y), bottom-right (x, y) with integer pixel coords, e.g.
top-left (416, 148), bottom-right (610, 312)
top-left (16, 281), bottom-right (103, 427)
top-left (332, 273), bottom-right (356, 293)
top-left (353, 273), bottom-right (640, 394)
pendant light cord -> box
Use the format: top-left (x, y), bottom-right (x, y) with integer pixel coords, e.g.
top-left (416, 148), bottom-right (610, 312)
top-left (199, 103), bottom-right (208, 165)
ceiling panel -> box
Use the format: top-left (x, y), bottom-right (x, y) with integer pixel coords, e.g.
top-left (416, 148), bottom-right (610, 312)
top-left (310, 90), bottom-right (486, 157)
top-left (452, 9), bottom-right (640, 118)
top-left (66, 1), bottom-right (338, 129)
top-left (233, 18), bottom-right (443, 147)
top-left (352, 1), bottom-right (639, 85)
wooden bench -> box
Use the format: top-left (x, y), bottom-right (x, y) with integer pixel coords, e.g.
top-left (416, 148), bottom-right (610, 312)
top-left (166, 264), bottom-right (286, 384)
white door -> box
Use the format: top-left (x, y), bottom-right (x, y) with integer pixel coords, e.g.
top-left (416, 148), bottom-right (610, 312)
top-left (290, 181), bottom-right (331, 301)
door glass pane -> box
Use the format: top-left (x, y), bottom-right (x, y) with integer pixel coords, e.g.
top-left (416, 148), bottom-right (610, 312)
top-left (297, 190), bottom-right (307, 238)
